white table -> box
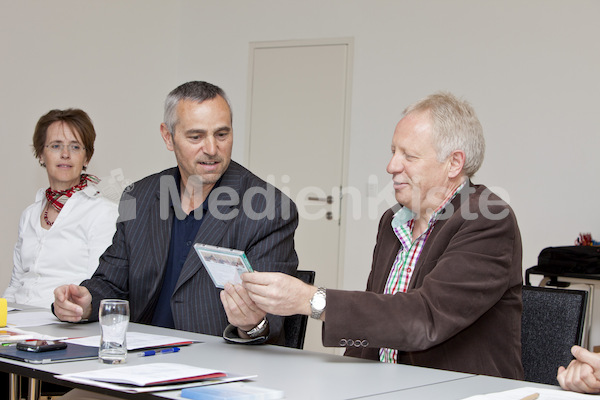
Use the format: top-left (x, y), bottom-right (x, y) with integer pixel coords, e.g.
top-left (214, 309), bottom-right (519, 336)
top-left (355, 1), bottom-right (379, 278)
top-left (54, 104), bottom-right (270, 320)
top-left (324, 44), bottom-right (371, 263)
top-left (2, 309), bottom-right (561, 400)
top-left (363, 375), bottom-right (560, 399)
top-left (7, 320), bottom-right (472, 399)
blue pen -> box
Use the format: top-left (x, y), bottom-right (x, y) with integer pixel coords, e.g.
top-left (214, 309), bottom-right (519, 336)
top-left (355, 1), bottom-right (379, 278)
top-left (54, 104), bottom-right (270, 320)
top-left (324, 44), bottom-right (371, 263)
top-left (138, 347), bottom-right (181, 357)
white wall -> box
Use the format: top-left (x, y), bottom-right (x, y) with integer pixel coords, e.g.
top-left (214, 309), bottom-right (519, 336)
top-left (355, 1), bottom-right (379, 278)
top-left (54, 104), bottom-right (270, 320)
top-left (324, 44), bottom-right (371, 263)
top-left (175, 0), bottom-right (600, 290)
top-left (0, 0), bottom-right (179, 291)
top-left (1, 0), bottom-right (599, 295)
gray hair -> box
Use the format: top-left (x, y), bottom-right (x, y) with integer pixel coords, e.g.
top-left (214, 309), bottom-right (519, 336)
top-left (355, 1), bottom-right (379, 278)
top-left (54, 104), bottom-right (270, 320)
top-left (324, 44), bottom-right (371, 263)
top-left (163, 81), bottom-right (232, 134)
top-left (403, 92), bottom-right (485, 178)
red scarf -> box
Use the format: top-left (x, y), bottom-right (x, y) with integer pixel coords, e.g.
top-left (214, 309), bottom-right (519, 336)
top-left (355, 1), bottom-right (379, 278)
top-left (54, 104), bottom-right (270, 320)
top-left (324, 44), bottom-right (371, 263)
top-left (45, 174), bottom-right (100, 212)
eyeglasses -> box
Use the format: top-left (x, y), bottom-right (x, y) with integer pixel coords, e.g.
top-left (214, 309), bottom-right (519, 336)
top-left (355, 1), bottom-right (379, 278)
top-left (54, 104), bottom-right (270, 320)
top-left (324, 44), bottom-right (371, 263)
top-left (45, 143), bottom-right (85, 154)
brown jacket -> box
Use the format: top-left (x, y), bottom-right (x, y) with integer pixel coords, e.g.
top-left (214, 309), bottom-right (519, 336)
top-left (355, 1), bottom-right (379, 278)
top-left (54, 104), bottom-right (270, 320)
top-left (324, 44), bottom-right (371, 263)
top-left (323, 183), bottom-right (524, 379)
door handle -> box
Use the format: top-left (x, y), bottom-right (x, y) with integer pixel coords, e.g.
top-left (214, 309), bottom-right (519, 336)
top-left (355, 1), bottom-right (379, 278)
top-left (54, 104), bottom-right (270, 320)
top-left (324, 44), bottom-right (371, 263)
top-left (307, 195), bottom-right (333, 204)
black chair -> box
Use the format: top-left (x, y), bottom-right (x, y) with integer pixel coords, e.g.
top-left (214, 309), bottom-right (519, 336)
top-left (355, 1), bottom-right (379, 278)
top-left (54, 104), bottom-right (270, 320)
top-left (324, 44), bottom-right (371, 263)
top-left (521, 285), bottom-right (588, 385)
top-left (283, 270), bottom-right (315, 349)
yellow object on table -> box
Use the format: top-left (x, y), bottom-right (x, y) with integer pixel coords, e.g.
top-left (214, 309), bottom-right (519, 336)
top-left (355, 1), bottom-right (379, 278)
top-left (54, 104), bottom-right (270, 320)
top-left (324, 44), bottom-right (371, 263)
top-left (0, 298), bottom-right (7, 327)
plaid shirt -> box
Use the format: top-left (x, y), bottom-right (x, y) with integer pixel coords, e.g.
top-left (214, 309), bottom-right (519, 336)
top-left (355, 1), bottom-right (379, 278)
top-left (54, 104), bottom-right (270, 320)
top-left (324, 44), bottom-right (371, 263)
top-left (379, 181), bottom-right (466, 363)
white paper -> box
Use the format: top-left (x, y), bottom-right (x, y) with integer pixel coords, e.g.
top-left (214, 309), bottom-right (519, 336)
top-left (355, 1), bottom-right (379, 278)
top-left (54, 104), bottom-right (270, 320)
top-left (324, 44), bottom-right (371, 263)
top-left (64, 331), bottom-right (196, 350)
top-left (7, 311), bottom-right (59, 327)
top-left (57, 363), bottom-right (257, 393)
top-left (57, 362), bottom-right (223, 386)
top-left (461, 387), bottom-right (598, 399)
top-left (0, 326), bottom-right (64, 343)
top-left (57, 372), bottom-right (257, 393)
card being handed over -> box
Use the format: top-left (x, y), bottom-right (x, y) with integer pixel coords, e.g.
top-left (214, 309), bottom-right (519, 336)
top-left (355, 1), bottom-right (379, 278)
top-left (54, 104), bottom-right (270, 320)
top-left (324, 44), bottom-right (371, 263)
top-left (193, 244), bottom-right (254, 288)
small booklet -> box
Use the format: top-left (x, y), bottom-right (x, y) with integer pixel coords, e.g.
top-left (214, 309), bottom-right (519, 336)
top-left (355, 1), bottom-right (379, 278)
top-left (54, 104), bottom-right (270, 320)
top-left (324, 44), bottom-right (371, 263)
top-left (194, 244), bottom-right (254, 288)
top-left (182, 382), bottom-right (284, 400)
top-left (58, 363), bottom-right (226, 387)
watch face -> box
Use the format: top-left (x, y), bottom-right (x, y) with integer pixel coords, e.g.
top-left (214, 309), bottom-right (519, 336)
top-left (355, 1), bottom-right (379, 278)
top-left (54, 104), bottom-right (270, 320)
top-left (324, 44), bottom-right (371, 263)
top-left (312, 295), bottom-right (326, 310)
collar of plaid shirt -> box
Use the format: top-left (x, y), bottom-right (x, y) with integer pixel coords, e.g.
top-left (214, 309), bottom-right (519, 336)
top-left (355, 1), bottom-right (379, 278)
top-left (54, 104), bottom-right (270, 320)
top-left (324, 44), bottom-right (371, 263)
top-left (391, 180), bottom-right (468, 233)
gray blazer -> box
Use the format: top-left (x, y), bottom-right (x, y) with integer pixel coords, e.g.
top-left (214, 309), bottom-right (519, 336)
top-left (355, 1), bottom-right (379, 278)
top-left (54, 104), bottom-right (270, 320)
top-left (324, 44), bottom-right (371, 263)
top-left (323, 182), bottom-right (524, 379)
top-left (82, 161), bottom-right (298, 344)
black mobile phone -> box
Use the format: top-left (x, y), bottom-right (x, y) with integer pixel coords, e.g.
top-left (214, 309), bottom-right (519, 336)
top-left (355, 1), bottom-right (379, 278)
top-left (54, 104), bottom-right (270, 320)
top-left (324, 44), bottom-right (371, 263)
top-left (16, 340), bottom-right (67, 353)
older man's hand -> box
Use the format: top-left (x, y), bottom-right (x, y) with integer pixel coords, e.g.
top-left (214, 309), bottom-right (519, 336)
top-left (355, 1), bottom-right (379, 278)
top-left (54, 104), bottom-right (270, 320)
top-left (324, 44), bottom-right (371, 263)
top-left (242, 271), bottom-right (317, 317)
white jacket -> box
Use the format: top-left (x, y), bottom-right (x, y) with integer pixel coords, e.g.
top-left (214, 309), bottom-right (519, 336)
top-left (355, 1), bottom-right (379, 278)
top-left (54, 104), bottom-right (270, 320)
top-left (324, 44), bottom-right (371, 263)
top-left (4, 184), bottom-right (118, 308)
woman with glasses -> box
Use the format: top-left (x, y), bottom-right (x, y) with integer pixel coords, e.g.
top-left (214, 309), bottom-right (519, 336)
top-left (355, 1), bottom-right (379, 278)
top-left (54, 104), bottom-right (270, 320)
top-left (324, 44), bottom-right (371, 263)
top-left (3, 108), bottom-right (118, 308)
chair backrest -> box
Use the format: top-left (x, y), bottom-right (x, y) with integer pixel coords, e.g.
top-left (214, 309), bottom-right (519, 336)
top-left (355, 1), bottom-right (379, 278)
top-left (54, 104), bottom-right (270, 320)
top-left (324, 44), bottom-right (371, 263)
top-left (521, 285), bottom-right (588, 385)
top-left (283, 270), bottom-right (316, 349)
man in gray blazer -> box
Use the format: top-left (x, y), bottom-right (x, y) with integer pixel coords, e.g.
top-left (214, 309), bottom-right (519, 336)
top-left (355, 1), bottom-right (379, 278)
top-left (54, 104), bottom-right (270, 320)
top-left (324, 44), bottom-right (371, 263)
top-left (242, 92), bottom-right (523, 379)
top-left (53, 81), bottom-right (298, 345)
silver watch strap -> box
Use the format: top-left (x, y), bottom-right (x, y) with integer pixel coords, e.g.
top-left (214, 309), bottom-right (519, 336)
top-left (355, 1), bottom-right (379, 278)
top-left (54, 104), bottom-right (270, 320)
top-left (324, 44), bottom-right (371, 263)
top-left (244, 317), bottom-right (269, 338)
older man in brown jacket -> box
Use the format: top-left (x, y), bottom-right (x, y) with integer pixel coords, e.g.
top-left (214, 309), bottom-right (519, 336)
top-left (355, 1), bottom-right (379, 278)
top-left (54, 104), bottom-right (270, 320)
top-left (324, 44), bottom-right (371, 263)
top-left (241, 92), bottom-right (523, 379)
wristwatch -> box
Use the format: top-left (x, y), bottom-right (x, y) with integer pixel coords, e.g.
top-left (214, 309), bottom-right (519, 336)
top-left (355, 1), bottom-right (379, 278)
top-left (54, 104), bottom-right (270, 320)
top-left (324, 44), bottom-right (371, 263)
top-left (244, 317), bottom-right (269, 338)
top-left (310, 287), bottom-right (327, 319)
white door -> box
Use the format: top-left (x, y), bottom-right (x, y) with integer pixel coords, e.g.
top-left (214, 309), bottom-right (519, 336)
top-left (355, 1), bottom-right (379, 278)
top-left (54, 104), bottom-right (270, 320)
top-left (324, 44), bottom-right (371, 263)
top-left (246, 39), bottom-right (352, 354)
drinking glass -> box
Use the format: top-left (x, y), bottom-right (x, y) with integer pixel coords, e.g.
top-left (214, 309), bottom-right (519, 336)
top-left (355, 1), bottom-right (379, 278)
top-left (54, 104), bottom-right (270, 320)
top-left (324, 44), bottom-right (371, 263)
top-left (98, 299), bottom-right (129, 364)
